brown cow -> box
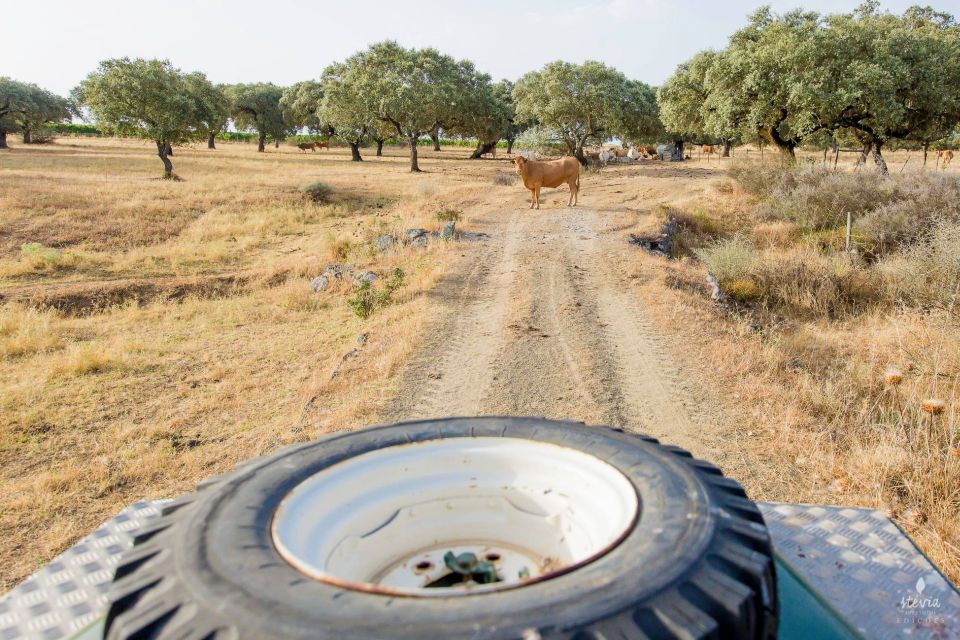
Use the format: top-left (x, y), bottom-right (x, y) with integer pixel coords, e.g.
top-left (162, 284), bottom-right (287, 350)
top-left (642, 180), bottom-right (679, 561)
top-left (298, 142), bottom-right (317, 152)
top-left (513, 155), bottom-right (580, 209)
top-left (938, 149), bottom-right (954, 169)
top-left (316, 141), bottom-right (330, 151)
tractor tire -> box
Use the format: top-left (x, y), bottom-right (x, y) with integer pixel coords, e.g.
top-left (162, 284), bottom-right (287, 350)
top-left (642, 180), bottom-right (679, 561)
top-left (105, 417), bottom-right (777, 639)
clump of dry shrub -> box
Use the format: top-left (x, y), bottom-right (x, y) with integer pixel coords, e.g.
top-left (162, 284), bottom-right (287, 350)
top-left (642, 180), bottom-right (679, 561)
top-left (856, 174), bottom-right (960, 251)
top-left (759, 169), bottom-right (900, 231)
top-left (719, 159), bottom-right (960, 578)
top-left (723, 163), bottom-right (960, 315)
top-left (300, 181), bottom-right (333, 204)
top-left (0, 304), bottom-right (62, 358)
top-left (727, 160), bottom-right (794, 197)
top-left (880, 219), bottom-right (960, 312)
top-left (696, 237), bottom-right (883, 315)
top-left (694, 235), bottom-right (756, 285)
top-left (653, 205), bottom-right (725, 258)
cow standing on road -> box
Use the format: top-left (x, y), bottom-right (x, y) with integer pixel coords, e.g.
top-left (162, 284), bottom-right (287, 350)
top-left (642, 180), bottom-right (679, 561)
top-left (512, 156), bottom-right (580, 209)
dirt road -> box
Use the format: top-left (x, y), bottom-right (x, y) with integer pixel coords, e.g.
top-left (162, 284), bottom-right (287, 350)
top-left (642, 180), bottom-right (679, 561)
top-left (385, 196), bottom-right (724, 460)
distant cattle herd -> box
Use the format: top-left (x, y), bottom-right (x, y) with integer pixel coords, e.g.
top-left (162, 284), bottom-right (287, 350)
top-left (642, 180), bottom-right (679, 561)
top-left (297, 141), bottom-right (330, 152)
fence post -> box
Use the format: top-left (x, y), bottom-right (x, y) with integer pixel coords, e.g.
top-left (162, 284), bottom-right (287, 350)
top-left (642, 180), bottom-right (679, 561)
top-left (846, 211), bottom-right (852, 252)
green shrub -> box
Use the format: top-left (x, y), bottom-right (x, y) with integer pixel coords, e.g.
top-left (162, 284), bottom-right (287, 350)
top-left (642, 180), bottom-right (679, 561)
top-left (215, 131), bottom-right (258, 142)
top-left (21, 243), bottom-right (64, 270)
top-left (694, 235), bottom-right (757, 285)
top-left (725, 278), bottom-right (762, 302)
top-left (347, 267), bottom-right (405, 319)
top-left (435, 207), bottom-right (462, 222)
top-left (300, 182), bottom-right (333, 204)
top-left (47, 123), bottom-right (101, 136)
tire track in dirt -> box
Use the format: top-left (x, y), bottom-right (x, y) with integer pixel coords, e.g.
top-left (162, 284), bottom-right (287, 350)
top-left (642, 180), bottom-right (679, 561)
top-left (384, 212), bottom-right (522, 418)
top-left (386, 205), bottom-right (721, 459)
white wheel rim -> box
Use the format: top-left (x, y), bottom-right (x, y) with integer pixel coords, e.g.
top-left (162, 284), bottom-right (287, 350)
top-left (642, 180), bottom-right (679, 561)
top-left (271, 437), bottom-right (639, 596)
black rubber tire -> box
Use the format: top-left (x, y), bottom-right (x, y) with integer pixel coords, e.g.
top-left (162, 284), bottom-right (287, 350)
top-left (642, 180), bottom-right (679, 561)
top-left (105, 417), bottom-right (778, 639)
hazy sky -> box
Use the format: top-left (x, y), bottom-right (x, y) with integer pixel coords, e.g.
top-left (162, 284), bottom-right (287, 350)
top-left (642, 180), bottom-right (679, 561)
top-left (6, 0), bottom-right (940, 96)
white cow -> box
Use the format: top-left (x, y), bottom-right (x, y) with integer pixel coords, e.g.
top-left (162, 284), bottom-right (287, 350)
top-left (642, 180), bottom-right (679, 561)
top-left (599, 150), bottom-right (614, 164)
top-left (627, 147), bottom-right (641, 161)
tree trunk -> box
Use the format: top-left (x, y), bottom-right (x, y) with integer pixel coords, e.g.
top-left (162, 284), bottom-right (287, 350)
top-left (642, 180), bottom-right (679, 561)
top-left (208, 132), bottom-right (216, 149)
top-left (856, 141), bottom-right (872, 167)
top-left (375, 138), bottom-right (384, 156)
top-left (430, 129), bottom-right (441, 151)
top-left (165, 142), bottom-right (173, 156)
top-left (408, 134), bottom-right (421, 172)
top-left (574, 142), bottom-right (589, 166)
top-left (923, 144), bottom-right (928, 167)
top-left (722, 140), bottom-right (731, 157)
top-left (0, 129), bottom-right (7, 149)
top-left (507, 138), bottom-right (514, 154)
top-left (156, 140), bottom-right (174, 178)
top-left (469, 140), bottom-right (497, 159)
top-left (871, 140), bottom-right (889, 175)
top-left (23, 128), bottom-right (31, 144)
top-left (258, 132), bottom-right (266, 152)
top-left (671, 139), bottom-right (685, 161)
top-left (349, 142), bottom-right (363, 162)
top-left (275, 139), bottom-right (279, 149)
top-left (766, 126), bottom-right (796, 160)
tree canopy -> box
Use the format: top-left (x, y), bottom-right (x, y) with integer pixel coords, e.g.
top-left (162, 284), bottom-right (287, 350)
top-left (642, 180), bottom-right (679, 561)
top-left (0, 78), bottom-right (73, 147)
top-left (73, 58), bottom-right (205, 177)
top-left (330, 41), bottom-right (488, 171)
top-left (449, 77), bottom-right (515, 159)
top-left (513, 61), bottom-right (656, 163)
top-left (281, 80), bottom-right (325, 134)
top-left (659, 2), bottom-right (960, 171)
top-left (319, 62), bottom-right (377, 161)
top-left (184, 73), bottom-right (230, 149)
top-left (226, 83), bottom-right (289, 152)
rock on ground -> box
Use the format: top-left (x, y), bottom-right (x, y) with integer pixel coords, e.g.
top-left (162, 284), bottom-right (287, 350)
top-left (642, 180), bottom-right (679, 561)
top-left (310, 275), bottom-right (329, 292)
top-left (440, 221), bottom-right (456, 241)
top-left (354, 271), bottom-right (378, 286)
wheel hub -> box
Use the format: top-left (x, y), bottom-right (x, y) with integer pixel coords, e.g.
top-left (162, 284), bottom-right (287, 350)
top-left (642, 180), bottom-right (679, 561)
top-left (271, 437), bottom-right (639, 595)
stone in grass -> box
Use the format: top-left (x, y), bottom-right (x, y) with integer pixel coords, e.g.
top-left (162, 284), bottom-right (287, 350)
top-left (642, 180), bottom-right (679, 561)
top-left (405, 228), bottom-right (428, 241)
top-left (375, 235), bottom-right (395, 252)
top-left (440, 221), bottom-right (456, 241)
top-left (354, 271), bottom-right (378, 286)
top-left (410, 235), bottom-right (429, 248)
top-left (323, 263), bottom-right (354, 279)
top-left (310, 275), bottom-right (329, 292)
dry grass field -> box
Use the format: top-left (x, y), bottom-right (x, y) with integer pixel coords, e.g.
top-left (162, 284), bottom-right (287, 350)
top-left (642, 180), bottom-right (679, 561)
top-left (0, 137), bottom-right (498, 589)
top-left (1, 137), bottom-right (958, 591)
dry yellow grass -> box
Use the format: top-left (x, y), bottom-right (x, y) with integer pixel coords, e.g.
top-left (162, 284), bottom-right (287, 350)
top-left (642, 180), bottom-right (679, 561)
top-left (613, 155), bottom-right (960, 582)
top-left (2, 136), bottom-right (957, 592)
top-left (0, 137), bottom-right (501, 590)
